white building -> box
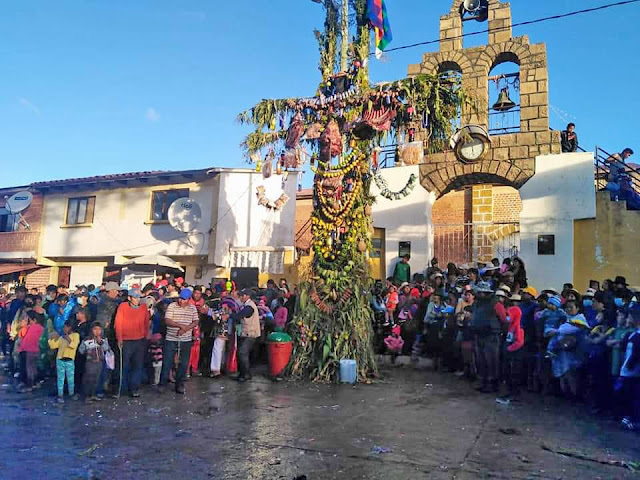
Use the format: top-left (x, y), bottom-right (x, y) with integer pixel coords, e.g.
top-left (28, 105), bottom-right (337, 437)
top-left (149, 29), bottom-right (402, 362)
top-left (35, 167), bottom-right (297, 288)
top-left (369, 152), bottom-right (596, 290)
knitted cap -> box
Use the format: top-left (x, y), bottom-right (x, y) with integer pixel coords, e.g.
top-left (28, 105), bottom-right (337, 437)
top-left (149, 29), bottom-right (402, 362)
top-left (548, 296), bottom-right (562, 308)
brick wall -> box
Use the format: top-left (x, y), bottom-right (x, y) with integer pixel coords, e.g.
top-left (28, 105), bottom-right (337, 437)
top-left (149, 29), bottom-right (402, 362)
top-left (0, 191), bottom-right (42, 255)
top-left (433, 188), bottom-right (473, 265)
top-left (492, 186), bottom-right (522, 223)
top-left (25, 267), bottom-right (53, 291)
top-left (295, 193), bottom-right (314, 252)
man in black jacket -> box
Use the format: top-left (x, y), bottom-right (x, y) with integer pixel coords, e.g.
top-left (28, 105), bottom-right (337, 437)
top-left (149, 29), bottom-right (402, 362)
top-left (560, 123), bottom-right (578, 153)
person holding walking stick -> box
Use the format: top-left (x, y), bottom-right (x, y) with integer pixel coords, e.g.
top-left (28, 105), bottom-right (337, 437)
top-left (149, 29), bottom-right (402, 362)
top-left (158, 289), bottom-right (199, 394)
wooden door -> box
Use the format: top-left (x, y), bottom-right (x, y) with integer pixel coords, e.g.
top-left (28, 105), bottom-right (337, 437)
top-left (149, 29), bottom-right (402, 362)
top-left (369, 228), bottom-right (386, 280)
top-left (57, 267), bottom-right (71, 288)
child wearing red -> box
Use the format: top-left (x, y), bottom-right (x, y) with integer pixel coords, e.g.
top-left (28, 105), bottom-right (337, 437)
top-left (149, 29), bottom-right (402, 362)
top-left (502, 306), bottom-right (524, 399)
top-left (187, 325), bottom-right (201, 377)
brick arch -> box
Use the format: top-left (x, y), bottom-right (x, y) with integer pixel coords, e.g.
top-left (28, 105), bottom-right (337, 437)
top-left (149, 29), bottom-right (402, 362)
top-left (421, 52), bottom-right (472, 76)
top-left (487, 223), bottom-right (520, 243)
top-left (437, 60), bottom-right (463, 74)
top-left (420, 157), bottom-right (532, 199)
top-left (490, 51), bottom-right (520, 71)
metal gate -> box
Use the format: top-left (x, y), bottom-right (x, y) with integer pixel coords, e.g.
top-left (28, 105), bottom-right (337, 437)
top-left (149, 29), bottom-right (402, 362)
top-left (433, 221), bottom-right (519, 266)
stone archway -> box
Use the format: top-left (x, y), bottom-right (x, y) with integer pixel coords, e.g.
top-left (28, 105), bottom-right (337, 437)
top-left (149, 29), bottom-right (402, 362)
top-left (419, 152), bottom-right (532, 198)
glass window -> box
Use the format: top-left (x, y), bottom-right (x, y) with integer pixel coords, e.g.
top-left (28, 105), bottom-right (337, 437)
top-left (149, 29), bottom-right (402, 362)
top-left (0, 212), bottom-right (19, 232)
top-left (66, 197), bottom-right (95, 225)
top-left (151, 189), bottom-right (189, 221)
top-left (537, 235), bottom-right (555, 255)
top-left (371, 237), bottom-right (383, 259)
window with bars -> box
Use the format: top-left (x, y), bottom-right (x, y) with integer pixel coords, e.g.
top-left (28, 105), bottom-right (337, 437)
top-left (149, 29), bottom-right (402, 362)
top-left (65, 197), bottom-right (95, 225)
top-left (150, 189), bottom-right (189, 221)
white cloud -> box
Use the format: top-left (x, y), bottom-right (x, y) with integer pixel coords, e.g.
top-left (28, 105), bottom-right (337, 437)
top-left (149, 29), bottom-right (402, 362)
top-left (18, 97), bottom-right (41, 116)
top-left (145, 107), bottom-right (161, 122)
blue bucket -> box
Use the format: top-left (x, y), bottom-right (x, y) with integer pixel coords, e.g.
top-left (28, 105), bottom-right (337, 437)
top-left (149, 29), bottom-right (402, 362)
top-left (339, 359), bottom-right (357, 384)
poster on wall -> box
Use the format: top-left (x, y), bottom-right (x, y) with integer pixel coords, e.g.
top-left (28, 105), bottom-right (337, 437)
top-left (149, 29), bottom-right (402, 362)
top-left (399, 241), bottom-right (411, 258)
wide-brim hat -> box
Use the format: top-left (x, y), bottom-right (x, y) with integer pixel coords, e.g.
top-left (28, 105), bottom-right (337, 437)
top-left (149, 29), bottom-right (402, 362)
top-left (583, 288), bottom-right (597, 298)
top-left (104, 281), bottom-right (121, 292)
top-left (495, 290), bottom-right (508, 298)
top-left (510, 294), bottom-right (522, 301)
top-left (614, 276), bottom-right (629, 286)
top-left (474, 282), bottom-right (494, 293)
top-left (399, 282), bottom-right (410, 289)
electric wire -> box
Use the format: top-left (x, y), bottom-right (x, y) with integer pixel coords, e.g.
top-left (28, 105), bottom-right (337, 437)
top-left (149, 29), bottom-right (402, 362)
top-left (381, 0), bottom-right (640, 54)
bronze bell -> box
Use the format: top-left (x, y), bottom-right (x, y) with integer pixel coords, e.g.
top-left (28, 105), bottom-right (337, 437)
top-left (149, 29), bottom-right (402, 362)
top-left (492, 87), bottom-right (516, 112)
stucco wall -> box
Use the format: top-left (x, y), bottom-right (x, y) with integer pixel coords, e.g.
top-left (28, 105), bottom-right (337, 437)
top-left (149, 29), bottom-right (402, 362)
top-left (40, 181), bottom-right (214, 259)
top-left (518, 152), bottom-right (596, 291)
top-left (213, 171), bottom-right (297, 269)
top-left (371, 165), bottom-right (434, 278)
top-left (574, 192), bottom-right (640, 290)
top-left (69, 264), bottom-right (106, 287)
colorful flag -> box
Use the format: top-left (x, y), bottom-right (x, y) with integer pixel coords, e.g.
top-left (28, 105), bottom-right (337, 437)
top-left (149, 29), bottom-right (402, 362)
top-left (367, 0), bottom-right (392, 59)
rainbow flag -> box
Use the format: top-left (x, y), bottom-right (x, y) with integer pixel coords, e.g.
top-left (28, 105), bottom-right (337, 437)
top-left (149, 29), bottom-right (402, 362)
top-left (367, 0), bottom-right (392, 59)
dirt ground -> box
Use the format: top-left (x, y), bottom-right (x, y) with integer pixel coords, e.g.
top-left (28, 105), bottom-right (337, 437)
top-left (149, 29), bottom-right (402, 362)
top-left (1, 366), bottom-right (638, 480)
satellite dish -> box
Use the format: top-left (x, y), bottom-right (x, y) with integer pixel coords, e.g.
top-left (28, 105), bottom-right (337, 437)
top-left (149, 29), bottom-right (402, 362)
top-left (168, 197), bottom-right (202, 233)
top-left (6, 191), bottom-right (33, 214)
top-left (463, 0), bottom-right (481, 12)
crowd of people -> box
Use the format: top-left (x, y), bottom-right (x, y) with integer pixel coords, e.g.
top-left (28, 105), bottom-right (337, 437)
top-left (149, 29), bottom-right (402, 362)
top-left (0, 276), bottom-right (296, 403)
top-left (376, 256), bottom-right (640, 432)
top-left (1, 259), bottom-right (639, 434)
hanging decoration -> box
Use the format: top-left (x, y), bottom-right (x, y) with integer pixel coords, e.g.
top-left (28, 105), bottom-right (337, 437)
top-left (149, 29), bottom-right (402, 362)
top-left (374, 173), bottom-right (418, 200)
top-left (256, 185), bottom-right (290, 211)
top-left (237, 0), bottom-right (468, 383)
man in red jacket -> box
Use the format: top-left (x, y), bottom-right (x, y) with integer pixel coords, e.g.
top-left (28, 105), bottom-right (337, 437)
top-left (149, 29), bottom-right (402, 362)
top-left (114, 288), bottom-right (150, 398)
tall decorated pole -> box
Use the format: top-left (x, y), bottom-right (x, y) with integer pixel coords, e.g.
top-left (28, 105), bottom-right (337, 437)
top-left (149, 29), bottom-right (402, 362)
top-left (238, 0), bottom-right (468, 382)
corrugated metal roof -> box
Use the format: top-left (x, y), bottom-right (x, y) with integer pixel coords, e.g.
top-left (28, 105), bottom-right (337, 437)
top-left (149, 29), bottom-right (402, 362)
top-left (32, 169), bottom-right (196, 187)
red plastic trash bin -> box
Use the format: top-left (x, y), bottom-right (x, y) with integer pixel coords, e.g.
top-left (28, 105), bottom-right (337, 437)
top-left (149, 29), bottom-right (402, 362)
top-left (267, 341), bottom-right (293, 376)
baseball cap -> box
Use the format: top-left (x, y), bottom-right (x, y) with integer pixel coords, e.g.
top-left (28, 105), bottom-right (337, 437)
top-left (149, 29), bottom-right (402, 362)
top-left (179, 289), bottom-right (192, 300)
top-left (240, 288), bottom-right (254, 297)
top-left (128, 288), bottom-right (141, 298)
top-left (522, 286), bottom-right (538, 298)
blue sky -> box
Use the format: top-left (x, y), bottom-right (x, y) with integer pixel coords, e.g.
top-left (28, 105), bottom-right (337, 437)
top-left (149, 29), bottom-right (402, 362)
top-left (1, 0), bottom-right (638, 187)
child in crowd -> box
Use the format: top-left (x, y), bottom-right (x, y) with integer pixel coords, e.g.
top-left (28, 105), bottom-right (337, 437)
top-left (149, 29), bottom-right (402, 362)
top-left (618, 306), bottom-right (640, 431)
top-left (14, 314), bottom-right (29, 385)
top-left (385, 285), bottom-right (399, 319)
top-left (18, 311), bottom-right (45, 392)
top-left (546, 301), bottom-right (589, 358)
top-left (48, 320), bottom-right (80, 403)
top-left (149, 333), bottom-right (164, 385)
top-left (384, 325), bottom-right (404, 357)
top-left (502, 306), bottom-right (524, 399)
top-left (274, 297), bottom-right (288, 330)
top-left (609, 310), bottom-right (635, 380)
top-left (457, 306), bottom-right (475, 379)
top-left (78, 322), bottom-right (111, 403)
top-left (187, 324), bottom-right (201, 378)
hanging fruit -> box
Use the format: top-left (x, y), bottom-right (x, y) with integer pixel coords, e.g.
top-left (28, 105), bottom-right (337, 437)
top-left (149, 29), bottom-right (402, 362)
top-left (357, 239), bottom-right (367, 252)
top-left (364, 205), bottom-right (372, 216)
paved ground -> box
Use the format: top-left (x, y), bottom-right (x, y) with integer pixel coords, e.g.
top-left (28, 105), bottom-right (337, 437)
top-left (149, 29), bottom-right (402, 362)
top-left (1, 366), bottom-right (638, 480)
